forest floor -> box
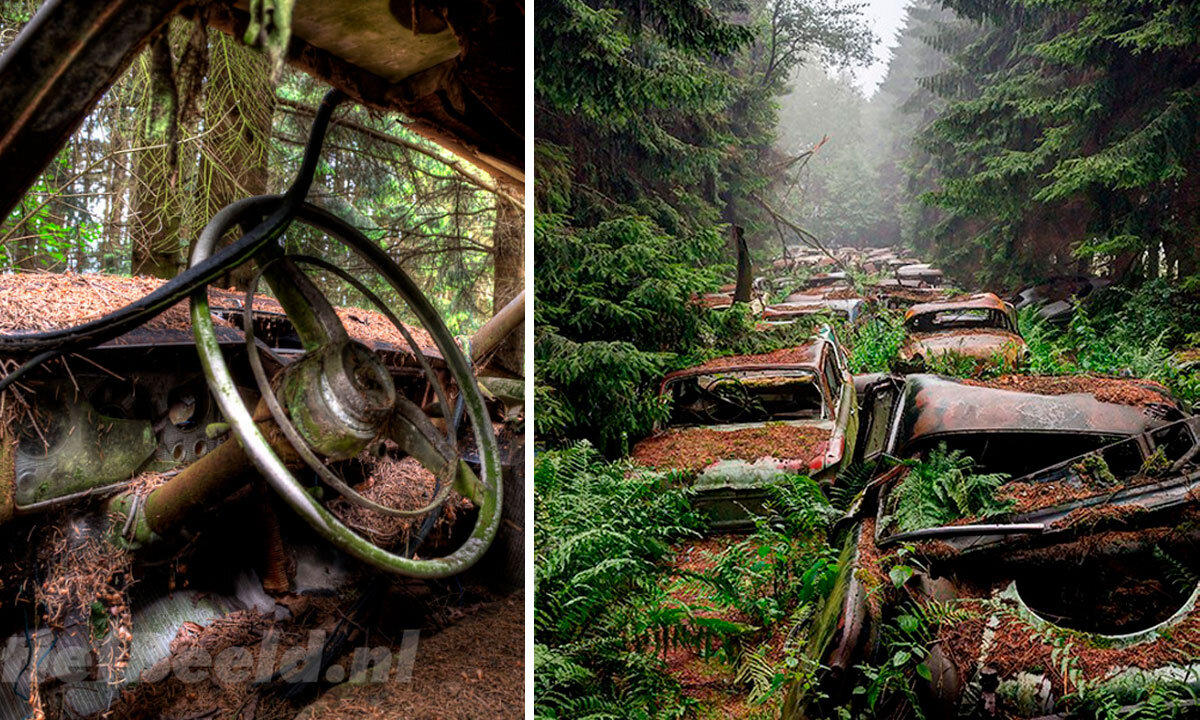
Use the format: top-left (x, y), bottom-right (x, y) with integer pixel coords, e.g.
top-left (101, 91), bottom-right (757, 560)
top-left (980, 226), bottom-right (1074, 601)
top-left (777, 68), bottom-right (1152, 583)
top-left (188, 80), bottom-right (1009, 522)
top-left (108, 583), bottom-right (524, 720)
top-left (662, 536), bottom-right (787, 720)
top-left (297, 589), bottom-right (525, 720)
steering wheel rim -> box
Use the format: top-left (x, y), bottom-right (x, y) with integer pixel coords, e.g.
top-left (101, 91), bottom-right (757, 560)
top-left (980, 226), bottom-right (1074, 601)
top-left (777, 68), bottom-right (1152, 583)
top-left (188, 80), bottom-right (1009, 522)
top-left (189, 195), bottom-right (502, 579)
top-left (702, 377), bottom-right (752, 424)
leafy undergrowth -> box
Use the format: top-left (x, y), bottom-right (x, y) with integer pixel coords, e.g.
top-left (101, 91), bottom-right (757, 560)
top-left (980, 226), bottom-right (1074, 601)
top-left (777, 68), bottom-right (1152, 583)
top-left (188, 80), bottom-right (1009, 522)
top-left (883, 444), bottom-right (1013, 533)
top-left (534, 444), bottom-right (839, 719)
top-left (823, 282), bottom-right (1200, 408)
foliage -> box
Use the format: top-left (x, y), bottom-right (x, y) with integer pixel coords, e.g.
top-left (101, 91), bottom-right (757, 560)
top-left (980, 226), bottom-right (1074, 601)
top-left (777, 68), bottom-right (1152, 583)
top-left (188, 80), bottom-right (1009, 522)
top-left (534, 213), bottom-right (725, 453)
top-left (907, 0), bottom-right (1200, 288)
top-left (886, 444), bottom-right (1012, 532)
top-left (534, 444), bottom-right (848, 717)
top-left (840, 596), bottom-right (976, 717)
top-left (1018, 284), bottom-right (1200, 404)
top-left (533, 443), bottom-right (706, 718)
top-left (838, 309), bottom-right (907, 373)
top-left (0, 10), bottom-right (505, 333)
top-left (535, 0), bottom-right (877, 453)
top-left (535, 210), bottom-right (839, 453)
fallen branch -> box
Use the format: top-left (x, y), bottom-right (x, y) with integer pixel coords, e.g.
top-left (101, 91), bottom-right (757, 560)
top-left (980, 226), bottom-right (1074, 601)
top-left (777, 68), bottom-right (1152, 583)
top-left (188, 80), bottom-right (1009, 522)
top-left (749, 192), bottom-right (847, 273)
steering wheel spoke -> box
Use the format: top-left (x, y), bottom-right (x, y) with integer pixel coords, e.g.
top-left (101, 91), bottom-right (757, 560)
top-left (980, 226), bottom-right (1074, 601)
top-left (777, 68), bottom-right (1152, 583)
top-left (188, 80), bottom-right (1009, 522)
top-left (388, 398), bottom-right (486, 505)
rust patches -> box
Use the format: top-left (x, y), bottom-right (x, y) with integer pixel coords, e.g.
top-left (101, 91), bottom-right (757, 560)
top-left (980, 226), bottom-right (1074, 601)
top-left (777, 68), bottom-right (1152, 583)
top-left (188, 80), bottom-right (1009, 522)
top-left (695, 292), bottom-right (736, 309)
top-left (961, 374), bottom-right (1177, 409)
top-left (630, 424), bottom-right (830, 473)
top-left (901, 375), bottom-right (1167, 442)
top-left (983, 610), bottom-right (1200, 695)
top-left (905, 292), bottom-right (1011, 321)
top-left (901, 329), bottom-right (1026, 361)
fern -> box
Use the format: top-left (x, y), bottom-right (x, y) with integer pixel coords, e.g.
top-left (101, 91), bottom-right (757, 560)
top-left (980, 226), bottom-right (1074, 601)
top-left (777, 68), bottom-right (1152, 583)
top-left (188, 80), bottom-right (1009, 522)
top-left (1153, 546), bottom-right (1200, 596)
top-left (889, 444), bottom-right (1013, 533)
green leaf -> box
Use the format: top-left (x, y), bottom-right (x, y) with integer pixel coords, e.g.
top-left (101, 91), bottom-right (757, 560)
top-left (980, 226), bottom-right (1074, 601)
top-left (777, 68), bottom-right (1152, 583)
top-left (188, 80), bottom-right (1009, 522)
top-left (889, 565), bottom-right (914, 588)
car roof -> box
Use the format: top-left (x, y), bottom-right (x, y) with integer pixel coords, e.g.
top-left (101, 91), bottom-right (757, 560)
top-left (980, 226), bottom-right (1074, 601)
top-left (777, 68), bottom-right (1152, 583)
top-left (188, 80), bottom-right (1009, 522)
top-left (905, 292), bottom-right (1012, 320)
top-left (887, 374), bottom-right (1176, 454)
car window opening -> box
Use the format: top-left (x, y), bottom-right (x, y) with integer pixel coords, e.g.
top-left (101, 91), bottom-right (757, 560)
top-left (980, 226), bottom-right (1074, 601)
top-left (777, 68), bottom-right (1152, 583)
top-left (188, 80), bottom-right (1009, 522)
top-left (667, 370), bottom-right (825, 426)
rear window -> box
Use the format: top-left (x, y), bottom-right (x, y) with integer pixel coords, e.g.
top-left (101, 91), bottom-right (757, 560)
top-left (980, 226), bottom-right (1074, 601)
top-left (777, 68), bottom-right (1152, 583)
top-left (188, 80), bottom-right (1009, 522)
top-left (665, 370), bottom-right (826, 427)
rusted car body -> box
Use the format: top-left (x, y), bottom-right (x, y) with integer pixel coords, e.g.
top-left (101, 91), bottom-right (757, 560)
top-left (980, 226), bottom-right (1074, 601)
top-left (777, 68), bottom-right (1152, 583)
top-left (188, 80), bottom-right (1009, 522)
top-left (0, 273), bottom-right (525, 717)
top-left (1013, 275), bottom-right (1108, 324)
top-left (631, 327), bottom-right (858, 528)
top-left (874, 282), bottom-right (956, 309)
top-left (899, 293), bottom-right (1028, 369)
top-left (855, 373), bottom-right (1185, 470)
top-left (763, 295), bottom-right (866, 325)
top-left (787, 374), bottom-right (1198, 719)
top-left (895, 262), bottom-right (945, 286)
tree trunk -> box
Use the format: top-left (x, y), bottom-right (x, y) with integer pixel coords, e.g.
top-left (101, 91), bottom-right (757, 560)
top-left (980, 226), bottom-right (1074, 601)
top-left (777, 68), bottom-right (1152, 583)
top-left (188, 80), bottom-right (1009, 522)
top-left (199, 31), bottom-right (273, 290)
top-left (733, 225), bottom-right (752, 303)
top-left (130, 31), bottom-right (181, 279)
top-left (490, 196), bottom-right (524, 375)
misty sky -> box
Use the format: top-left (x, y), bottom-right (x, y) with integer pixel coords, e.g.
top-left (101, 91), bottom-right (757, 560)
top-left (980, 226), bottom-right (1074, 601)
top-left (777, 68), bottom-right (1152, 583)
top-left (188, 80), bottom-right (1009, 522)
top-left (852, 0), bottom-right (910, 96)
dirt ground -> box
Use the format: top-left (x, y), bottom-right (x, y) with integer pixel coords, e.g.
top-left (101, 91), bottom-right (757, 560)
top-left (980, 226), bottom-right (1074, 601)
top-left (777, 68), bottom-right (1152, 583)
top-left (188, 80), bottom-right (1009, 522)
top-left (100, 585), bottom-right (523, 720)
top-left (295, 590), bottom-right (524, 720)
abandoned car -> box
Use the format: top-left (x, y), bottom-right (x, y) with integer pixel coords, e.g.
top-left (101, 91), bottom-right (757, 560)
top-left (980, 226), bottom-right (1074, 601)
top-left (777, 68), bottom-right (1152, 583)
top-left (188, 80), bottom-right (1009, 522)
top-left (630, 327), bottom-right (857, 528)
top-left (0, 265), bottom-right (524, 717)
top-left (0, 0), bottom-right (525, 715)
top-left (788, 373), bottom-right (1198, 718)
top-left (1013, 275), bottom-right (1109, 325)
top-left (898, 293), bottom-right (1028, 370)
top-left (762, 296), bottom-right (866, 325)
top-left (894, 262), bottom-right (945, 287)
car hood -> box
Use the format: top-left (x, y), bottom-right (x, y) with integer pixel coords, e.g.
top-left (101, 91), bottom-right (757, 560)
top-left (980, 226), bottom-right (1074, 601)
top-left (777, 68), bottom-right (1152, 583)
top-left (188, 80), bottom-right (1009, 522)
top-left (630, 420), bottom-right (837, 484)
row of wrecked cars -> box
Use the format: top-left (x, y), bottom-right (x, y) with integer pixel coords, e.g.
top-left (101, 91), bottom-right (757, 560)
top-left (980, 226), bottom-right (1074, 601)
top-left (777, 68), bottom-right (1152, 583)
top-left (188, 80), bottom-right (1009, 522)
top-left (701, 245), bottom-right (1113, 375)
top-left (629, 320), bottom-right (1200, 717)
top-left (700, 250), bottom-right (1042, 372)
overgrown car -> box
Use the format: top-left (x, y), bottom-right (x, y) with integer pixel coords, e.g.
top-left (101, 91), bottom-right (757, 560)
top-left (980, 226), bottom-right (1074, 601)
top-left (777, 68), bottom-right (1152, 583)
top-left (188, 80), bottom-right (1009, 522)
top-left (0, 270), bottom-right (524, 717)
top-left (630, 327), bottom-right (857, 528)
top-left (0, 0), bottom-right (524, 709)
top-left (1013, 275), bottom-right (1108, 324)
top-left (854, 373), bottom-right (1186, 471)
top-left (898, 292), bottom-right (1028, 370)
top-left (762, 293), bottom-right (867, 325)
top-left (789, 374), bottom-right (1198, 719)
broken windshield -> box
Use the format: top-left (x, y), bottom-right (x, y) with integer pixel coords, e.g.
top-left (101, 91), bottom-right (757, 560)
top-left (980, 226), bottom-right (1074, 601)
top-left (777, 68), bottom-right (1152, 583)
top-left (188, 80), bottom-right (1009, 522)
top-left (665, 370), bottom-right (826, 426)
top-left (906, 307), bottom-right (1013, 333)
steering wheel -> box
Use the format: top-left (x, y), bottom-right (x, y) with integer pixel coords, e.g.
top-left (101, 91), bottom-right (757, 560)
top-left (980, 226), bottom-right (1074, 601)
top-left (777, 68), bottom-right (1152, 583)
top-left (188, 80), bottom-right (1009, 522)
top-left (702, 377), bottom-right (754, 424)
top-left (189, 197), bottom-right (501, 579)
